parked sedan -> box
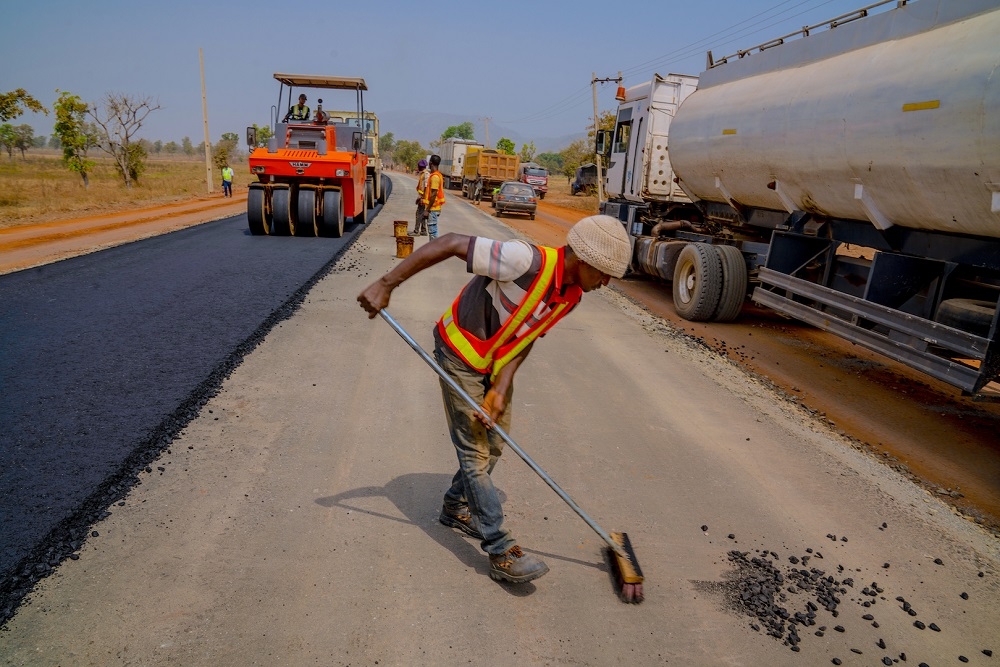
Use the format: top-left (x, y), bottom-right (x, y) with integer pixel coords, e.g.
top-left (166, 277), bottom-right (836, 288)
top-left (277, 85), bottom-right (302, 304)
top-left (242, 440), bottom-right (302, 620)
top-left (493, 181), bottom-right (537, 219)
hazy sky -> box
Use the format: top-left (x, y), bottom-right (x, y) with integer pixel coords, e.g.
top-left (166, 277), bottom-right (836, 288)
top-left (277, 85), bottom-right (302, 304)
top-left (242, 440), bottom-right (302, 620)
top-left (4, 0), bottom-right (882, 146)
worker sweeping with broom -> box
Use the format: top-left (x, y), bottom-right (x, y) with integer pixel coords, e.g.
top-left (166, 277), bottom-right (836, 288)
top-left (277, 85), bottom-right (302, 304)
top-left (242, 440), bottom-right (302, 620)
top-left (358, 216), bottom-right (640, 591)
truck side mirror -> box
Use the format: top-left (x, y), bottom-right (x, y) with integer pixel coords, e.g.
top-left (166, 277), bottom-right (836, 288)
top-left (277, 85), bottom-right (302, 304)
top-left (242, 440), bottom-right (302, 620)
top-left (596, 130), bottom-right (610, 157)
top-left (246, 126), bottom-right (257, 150)
top-left (353, 131), bottom-right (362, 152)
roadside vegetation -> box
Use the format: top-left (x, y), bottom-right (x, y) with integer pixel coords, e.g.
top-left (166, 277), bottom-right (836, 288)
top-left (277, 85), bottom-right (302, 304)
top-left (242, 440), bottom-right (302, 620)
top-left (0, 152), bottom-right (238, 229)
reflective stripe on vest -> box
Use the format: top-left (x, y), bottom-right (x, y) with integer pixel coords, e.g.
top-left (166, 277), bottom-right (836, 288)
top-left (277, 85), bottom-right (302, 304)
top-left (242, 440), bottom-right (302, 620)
top-left (438, 246), bottom-right (570, 381)
top-left (424, 172), bottom-right (445, 208)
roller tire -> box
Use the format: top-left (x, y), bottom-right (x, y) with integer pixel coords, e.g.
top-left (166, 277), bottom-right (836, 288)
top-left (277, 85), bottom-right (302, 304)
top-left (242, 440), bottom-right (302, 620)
top-left (365, 177), bottom-right (374, 209)
top-left (318, 189), bottom-right (344, 238)
top-left (271, 185), bottom-right (294, 236)
top-left (935, 298), bottom-right (996, 338)
top-left (294, 187), bottom-right (318, 237)
top-left (247, 185), bottom-right (271, 235)
top-left (672, 243), bottom-right (723, 322)
top-left (711, 245), bottom-right (748, 322)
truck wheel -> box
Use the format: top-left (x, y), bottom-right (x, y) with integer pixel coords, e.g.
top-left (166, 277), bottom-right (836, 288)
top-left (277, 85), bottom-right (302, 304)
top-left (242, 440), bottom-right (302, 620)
top-left (376, 173), bottom-right (386, 204)
top-left (935, 298), bottom-right (996, 337)
top-left (365, 177), bottom-right (375, 209)
top-left (318, 189), bottom-right (344, 238)
top-left (672, 243), bottom-right (723, 321)
top-left (353, 194), bottom-right (368, 226)
top-left (247, 184), bottom-right (271, 235)
top-left (711, 245), bottom-right (748, 322)
top-left (294, 187), bottom-right (318, 237)
top-left (271, 185), bottom-right (294, 236)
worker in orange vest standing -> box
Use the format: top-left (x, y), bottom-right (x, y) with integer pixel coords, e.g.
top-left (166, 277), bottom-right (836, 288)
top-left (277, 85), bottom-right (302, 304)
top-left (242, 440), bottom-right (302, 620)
top-left (422, 154), bottom-right (445, 239)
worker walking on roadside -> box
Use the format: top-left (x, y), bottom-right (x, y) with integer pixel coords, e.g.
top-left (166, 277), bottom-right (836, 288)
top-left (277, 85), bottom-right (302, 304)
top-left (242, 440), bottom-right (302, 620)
top-left (357, 215), bottom-right (632, 585)
top-left (412, 159), bottom-right (429, 236)
top-left (221, 163), bottom-right (234, 198)
top-left (423, 154), bottom-right (445, 239)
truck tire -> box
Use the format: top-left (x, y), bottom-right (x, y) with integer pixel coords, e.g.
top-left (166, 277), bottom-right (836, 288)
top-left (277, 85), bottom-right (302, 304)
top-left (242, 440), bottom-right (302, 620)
top-left (318, 189), bottom-right (344, 238)
top-left (376, 173), bottom-right (386, 204)
top-left (247, 184), bottom-right (271, 235)
top-left (365, 177), bottom-right (374, 209)
top-left (353, 191), bottom-right (368, 226)
top-left (294, 186), bottom-right (318, 237)
top-left (711, 245), bottom-right (748, 322)
top-left (271, 185), bottom-right (294, 236)
top-left (672, 243), bottom-right (723, 321)
top-left (934, 298), bottom-right (996, 338)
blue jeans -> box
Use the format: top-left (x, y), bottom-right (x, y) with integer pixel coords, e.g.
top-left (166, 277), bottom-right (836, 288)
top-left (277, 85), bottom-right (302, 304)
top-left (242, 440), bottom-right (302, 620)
top-left (427, 210), bottom-right (440, 239)
top-left (222, 180), bottom-right (232, 197)
top-left (434, 344), bottom-right (516, 556)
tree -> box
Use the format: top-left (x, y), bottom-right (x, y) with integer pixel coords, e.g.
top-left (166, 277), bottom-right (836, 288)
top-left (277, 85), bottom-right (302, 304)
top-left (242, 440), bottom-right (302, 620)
top-left (0, 89), bottom-right (47, 122)
top-left (0, 124), bottom-right (14, 159)
top-left (518, 141), bottom-right (536, 163)
top-left (588, 110), bottom-right (616, 143)
top-left (88, 93), bottom-right (161, 188)
top-left (13, 124), bottom-right (35, 158)
top-left (48, 135), bottom-right (61, 150)
top-left (536, 152), bottom-right (563, 173)
top-left (53, 90), bottom-right (100, 188)
top-left (182, 136), bottom-right (194, 156)
top-left (163, 140), bottom-right (179, 154)
top-left (33, 135), bottom-right (47, 148)
top-left (212, 132), bottom-right (239, 169)
top-left (153, 140), bottom-right (163, 154)
top-left (392, 139), bottom-right (425, 171)
top-left (441, 122), bottom-right (475, 141)
top-left (250, 123), bottom-right (272, 148)
top-left (495, 137), bottom-right (515, 155)
top-left (378, 131), bottom-right (395, 157)
top-left (559, 138), bottom-right (592, 179)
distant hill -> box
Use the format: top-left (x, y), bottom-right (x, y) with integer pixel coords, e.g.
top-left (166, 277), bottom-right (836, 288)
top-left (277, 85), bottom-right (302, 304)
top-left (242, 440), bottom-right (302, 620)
top-left (376, 110), bottom-right (584, 154)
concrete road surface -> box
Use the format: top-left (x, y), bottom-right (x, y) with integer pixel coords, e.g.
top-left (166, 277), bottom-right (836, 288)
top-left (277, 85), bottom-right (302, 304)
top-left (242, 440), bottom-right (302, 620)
top-left (3, 177), bottom-right (997, 666)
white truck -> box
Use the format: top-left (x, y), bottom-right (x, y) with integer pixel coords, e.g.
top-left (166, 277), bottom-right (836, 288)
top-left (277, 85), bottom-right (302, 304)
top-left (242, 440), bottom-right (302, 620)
top-left (600, 0), bottom-right (1000, 397)
top-left (439, 138), bottom-right (484, 190)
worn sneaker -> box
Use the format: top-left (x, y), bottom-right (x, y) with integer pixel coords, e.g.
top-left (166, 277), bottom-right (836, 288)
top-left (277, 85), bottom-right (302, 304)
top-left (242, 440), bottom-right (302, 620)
top-left (439, 505), bottom-right (484, 540)
top-left (489, 545), bottom-right (549, 584)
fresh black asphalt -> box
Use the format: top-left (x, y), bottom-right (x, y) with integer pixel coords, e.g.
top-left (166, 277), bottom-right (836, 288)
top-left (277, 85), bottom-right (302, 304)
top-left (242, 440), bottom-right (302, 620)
top-left (0, 180), bottom-right (389, 624)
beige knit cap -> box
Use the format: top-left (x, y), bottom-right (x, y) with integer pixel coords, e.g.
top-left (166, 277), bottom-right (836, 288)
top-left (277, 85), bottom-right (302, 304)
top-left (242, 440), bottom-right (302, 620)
top-left (566, 215), bottom-right (631, 278)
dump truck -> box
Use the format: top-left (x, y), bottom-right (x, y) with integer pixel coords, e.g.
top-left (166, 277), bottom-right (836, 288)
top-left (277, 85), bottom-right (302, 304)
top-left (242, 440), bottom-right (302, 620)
top-left (440, 138), bottom-right (484, 190)
top-left (461, 149), bottom-right (520, 201)
top-left (571, 163), bottom-right (598, 196)
top-left (599, 0), bottom-right (1000, 397)
top-left (244, 73), bottom-right (373, 238)
top-left (518, 162), bottom-right (549, 199)
top-left (326, 109), bottom-right (384, 206)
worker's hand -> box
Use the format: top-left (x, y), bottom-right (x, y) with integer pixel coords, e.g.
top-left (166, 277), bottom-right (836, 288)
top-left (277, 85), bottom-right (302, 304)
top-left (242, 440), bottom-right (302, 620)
top-left (474, 388), bottom-right (506, 429)
top-left (415, 197), bottom-right (421, 205)
top-left (357, 278), bottom-right (391, 319)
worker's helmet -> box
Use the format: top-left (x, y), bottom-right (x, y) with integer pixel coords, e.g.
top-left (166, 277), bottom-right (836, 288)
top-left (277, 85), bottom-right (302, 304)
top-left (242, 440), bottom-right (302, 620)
top-left (417, 159), bottom-right (427, 169)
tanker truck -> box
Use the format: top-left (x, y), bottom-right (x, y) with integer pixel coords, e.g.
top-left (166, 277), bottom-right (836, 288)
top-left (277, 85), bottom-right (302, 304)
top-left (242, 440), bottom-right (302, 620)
top-left (599, 0), bottom-right (1000, 397)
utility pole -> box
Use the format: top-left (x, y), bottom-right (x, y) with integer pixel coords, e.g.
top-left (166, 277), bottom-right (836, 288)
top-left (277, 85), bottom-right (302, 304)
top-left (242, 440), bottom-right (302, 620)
top-left (479, 117), bottom-right (492, 148)
top-left (591, 71), bottom-right (622, 204)
top-left (200, 48), bottom-right (213, 194)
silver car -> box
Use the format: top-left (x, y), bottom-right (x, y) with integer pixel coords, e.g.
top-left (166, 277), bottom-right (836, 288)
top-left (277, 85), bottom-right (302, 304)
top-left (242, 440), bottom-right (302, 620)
top-left (494, 181), bottom-right (537, 220)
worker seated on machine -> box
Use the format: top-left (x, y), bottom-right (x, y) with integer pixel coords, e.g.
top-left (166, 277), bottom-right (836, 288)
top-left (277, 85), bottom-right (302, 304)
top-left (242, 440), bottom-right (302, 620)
top-left (313, 99), bottom-right (329, 125)
top-left (283, 94), bottom-right (311, 123)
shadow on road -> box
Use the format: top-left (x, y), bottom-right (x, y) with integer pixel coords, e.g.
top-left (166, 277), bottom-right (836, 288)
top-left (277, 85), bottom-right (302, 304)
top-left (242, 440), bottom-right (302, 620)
top-left (315, 472), bottom-right (605, 596)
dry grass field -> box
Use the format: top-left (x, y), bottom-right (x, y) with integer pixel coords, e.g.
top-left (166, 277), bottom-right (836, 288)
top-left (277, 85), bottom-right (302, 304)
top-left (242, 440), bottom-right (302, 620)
top-left (540, 170), bottom-right (599, 214)
top-left (0, 151), bottom-right (242, 229)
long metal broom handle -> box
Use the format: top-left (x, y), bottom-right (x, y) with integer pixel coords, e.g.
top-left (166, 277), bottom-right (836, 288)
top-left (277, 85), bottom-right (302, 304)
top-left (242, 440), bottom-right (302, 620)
top-left (379, 309), bottom-right (628, 560)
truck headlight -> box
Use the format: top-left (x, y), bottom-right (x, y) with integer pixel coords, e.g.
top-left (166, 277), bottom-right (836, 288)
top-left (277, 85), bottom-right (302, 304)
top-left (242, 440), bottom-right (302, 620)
top-left (336, 169), bottom-right (349, 177)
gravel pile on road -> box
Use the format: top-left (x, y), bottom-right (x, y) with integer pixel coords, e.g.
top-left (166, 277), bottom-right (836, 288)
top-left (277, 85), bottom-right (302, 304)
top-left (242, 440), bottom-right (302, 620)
top-left (721, 538), bottom-right (993, 664)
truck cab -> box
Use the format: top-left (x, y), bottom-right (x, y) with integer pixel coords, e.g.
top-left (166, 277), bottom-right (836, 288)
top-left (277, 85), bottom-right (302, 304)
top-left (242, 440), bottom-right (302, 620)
top-left (604, 73), bottom-right (698, 214)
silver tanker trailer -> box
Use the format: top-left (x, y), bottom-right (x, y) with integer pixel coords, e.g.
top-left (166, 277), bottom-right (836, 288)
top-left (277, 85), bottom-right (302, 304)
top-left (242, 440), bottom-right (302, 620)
top-left (600, 0), bottom-right (1000, 398)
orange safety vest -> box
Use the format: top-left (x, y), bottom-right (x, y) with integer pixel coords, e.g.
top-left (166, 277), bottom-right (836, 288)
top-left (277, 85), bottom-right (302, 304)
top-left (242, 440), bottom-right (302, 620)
top-left (437, 246), bottom-right (578, 381)
top-left (423, 171), bottom-right (446, 210)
